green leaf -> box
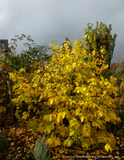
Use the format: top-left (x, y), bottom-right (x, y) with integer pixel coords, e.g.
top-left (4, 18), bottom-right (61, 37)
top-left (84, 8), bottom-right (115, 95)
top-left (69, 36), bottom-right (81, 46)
top-left (27, 123), bottom-right (31, 129)
top-left (45, 158), bottom-right (53, 160)
top-left (15, 35), bottom-right (19, 37)
top-left (87, 23), bottom-right (90, 26)
top-left (32, 124), bottom-right (36, 132)
top-left (82, 55), bottom-right (91, 63)
top-left (73, 139), bottom-right (81, 147)
top-left (81, 73), bottom-right (85, 78)
top-left (16, 114), bottom-right (20, 119)
top-left (96, 22), bottom-right (98, 28)
top-left (10, 101), bottom-right (18, 106)
top-left (22, 34), bottom-right (26, 38)
top-left (69, 73), bottom-right (75, 79)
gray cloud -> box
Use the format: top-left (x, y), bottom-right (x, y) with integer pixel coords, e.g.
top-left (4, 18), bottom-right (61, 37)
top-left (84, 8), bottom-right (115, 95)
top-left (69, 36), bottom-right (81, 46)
top-left (0, 0), bottom-right (124, 64)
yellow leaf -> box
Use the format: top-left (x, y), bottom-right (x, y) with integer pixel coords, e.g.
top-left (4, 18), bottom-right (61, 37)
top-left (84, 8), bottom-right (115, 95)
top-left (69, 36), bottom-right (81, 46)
top-left (81, 141), bottom-right (91, 149)
top-left (43, 115), bottom-right (49, 122)
top-left (69, 129), bottom-right (75, 136)
top-left (55, 44), bottom-right (59, 50)
top-left (36, 109), bottom-right (40, 115)
top-left (48, 93), bottom-right (54, 98)
top-left (38, 95), bottom-right (43, 102)
top-left (98, 110), bottom-right (103, 117)
top-left (57, 91), bottom-right (61, 96)
top-left (75, 82), bottom-right (79, 87)
top-left (46, 126), bottom-right (52, 134)
top-left (61, 112), bottom-right (66, 119)
top-left (57, 113), bottom-right (61, 123)
top-left (36, 70), bottom-right (41, 73)
top-left (70, 119), bottom-right (75, 127)
top-left (98, 135), bottom-right (105, 143)
top-left (11, 142), bottom-right (14, 146)
top-left (52, 39), bottom-right (57, 45)
top-left (92, 121), bottom-right (100, 127)
top-left (20, 68), bottom-right (25, 73)
top-left (50, 99), bottom-right (54, 105)
top-left (72, 62), bottom-right (76, 69)
top-left (54, 137), bottom-right (61, 146)
top-left (104, 143), bottom-right (113, 152)
top-left (80, 116), bottom-right (84, 122)
top-left (33, 83), bottom-right (38, 87)
top-left (47, 138), bottom-right (53, 145)
top-left (66, 65), bottom-right (69, 70)
top-left (82, 87), bottom-right (86, 92)
top-left (59, 149), bottom-right (64, 154)
top-left (63, 138), bottom-right (73, 147)
top-left (75, 108), bottom-right (80, 116)
top-left (22, 112), bottom-right (28, 120)
top-left (28, 104), bottom-right (33, 110)
top-left (49, 115), bottom-right (52, 122)
top-left (33, 107), bottom-right (37, 112)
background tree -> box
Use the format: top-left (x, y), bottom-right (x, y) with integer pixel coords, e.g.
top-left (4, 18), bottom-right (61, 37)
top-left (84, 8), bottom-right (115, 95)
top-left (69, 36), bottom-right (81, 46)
top-left (9, 34), bottom-right (51, 72)
top-left (110, 59), bottom-right (124, 87)
top-left (83, 22), bottom-right (117, 78)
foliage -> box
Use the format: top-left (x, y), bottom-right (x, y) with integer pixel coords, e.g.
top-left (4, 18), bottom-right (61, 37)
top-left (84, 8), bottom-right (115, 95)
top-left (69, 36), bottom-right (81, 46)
top-left (110, 59), bottom-right (124, 86)
top-left (3, 126), bottom-right (38, 160)
top-left (83, 22), bottom-right (117, 79)
top-left (61, 37), bottom-right (72, 53)
top-left (10, 35), bottom-right (120, 153)
top-left (9, 59), bottom-right (45, 120)
top-left (0, 130), bottom-right (10, 152)
top-left (9, 34), bottom-right (51, 72)
top-left (110, 62), bottom-right (119, 71)
top-left (0, 34), bottom-right (50, 127)
top-left (108, 59), bottom-right (124, 135)
top-left (0, 124), bottom-right (53, 160)
top-left (0, 49), bottom-right (13, 115)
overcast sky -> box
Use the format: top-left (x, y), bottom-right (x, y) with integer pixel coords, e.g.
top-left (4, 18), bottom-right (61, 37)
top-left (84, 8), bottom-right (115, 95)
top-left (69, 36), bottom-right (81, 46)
top-left (0, 0), bottom-right (124, 65)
